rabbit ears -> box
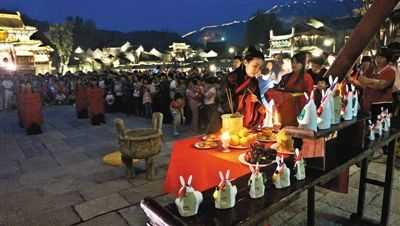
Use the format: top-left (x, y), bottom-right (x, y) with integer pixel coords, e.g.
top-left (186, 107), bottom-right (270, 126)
top-left (321, 89), bottom-right (330, 98)
top-left (295, 148), bottom-right (300, 157)
top-left (351, 84), bottom-right (356, 92)
top-left (328, 75), bottom-right (338, 86)
top-left (179, 175), bottom-right (193, 187)
top-left (275, 156), bottom-right (285, 165)
top-left (219, 170), bottom-right (231, 181)
top-left (303, 90), bottom-right (314, 101)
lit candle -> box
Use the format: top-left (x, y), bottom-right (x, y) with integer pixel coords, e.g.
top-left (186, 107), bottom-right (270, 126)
top-left (273, 109), bottom-right (282, 129)
top-left (221, 132), bottom-right (231, 152)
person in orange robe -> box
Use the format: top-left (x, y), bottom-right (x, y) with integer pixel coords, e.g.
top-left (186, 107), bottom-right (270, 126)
top-left (235, 46), bottom-right (266, 129)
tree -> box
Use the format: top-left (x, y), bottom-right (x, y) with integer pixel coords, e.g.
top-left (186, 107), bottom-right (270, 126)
top-left (66, 16), bottom-right (98, 49)
top-left (245, 11), bottom-right (282, 47)
top-left (47, 22), bottom-right (74, 73)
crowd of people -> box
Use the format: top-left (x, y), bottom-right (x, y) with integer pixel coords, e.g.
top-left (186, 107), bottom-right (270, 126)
top-left (0, 68), bottom-right (228, 135)
top-left (0, 45), bottom-right (399, 138)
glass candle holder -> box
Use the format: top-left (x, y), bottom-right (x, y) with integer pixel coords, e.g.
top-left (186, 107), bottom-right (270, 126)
top-left (221, 132), bottom-right (231, 152)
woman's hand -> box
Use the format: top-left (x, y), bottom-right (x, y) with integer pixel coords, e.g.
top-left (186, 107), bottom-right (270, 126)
top-left (258, 106), bottom-right (266, 114)
top-left (250, 94), bottom-right (258, 103)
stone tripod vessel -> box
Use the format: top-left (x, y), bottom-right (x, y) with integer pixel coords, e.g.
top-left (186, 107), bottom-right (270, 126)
top-left (114, 112), bottom-right (163, 179)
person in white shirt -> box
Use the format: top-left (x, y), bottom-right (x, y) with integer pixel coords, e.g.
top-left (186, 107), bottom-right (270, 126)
top-left (2, 76), bottom-right (14, 110)
top-left (169, 77), bottom-right (177, 99)
top-left (186, 79), bottom-right (202, 132)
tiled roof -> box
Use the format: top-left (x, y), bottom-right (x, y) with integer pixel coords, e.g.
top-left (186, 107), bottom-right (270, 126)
top-left (0, 13), bottom-right (24, 28)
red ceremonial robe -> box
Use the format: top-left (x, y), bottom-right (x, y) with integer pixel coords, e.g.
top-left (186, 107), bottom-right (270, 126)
top-left (235, 77), bottom-right (265, 129)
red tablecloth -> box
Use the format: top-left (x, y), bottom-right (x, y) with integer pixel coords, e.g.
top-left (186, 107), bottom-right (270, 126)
top-left (164, 137), bottom-right (250, 196)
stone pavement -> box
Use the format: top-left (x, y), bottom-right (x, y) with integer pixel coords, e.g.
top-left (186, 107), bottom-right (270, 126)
top-left (0, 105), bottom-right (399, 226)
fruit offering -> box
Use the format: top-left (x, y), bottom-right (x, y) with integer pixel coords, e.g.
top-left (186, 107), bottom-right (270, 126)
top-left (256, 128), bottom-right (276, 142)
top-left (229, 128), bottom-right (252, 146)
top-left (274, 130), bottom-right (294, 154)
top-left (244, 143), bottom-right (277, 165)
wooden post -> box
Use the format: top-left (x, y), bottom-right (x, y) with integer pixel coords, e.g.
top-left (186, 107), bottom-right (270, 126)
top-left (325, 0), bottom-right (400, 81)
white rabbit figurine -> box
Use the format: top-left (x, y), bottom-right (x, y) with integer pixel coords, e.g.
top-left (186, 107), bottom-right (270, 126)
top-left (175, 175), bottom-right (203, 217)
top-left (352, 85), bottom-right (359, 118)
top-left (213, 170), bottom-right (237, 209)
top-left (248, 163), bottom-right (266, 199)
top-left (368, 120), bottom-right (375, 141)
top-left (375, 115), bottom-right (383, 136)
top-left (297, 91), bottom-right (318, 132)
top-left (294, 148), bottom-right (306, 181)
top-left (263, 99), bottom-right (275, 128)
top-left (328, 76), bottom-right (339, 124)
top-left (317, 89), bottom-right (332, 130)
top-left (342, 85), bottom-right (353, 121)
top-left (272, 156), bottom-right (291, 189)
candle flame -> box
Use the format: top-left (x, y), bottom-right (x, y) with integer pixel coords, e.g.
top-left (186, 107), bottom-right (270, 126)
top-left (221, 132), bottom-right (230, 141)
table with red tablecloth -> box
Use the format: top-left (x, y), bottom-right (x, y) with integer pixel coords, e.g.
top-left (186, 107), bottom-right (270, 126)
top-left (164, 136), bottom-right (251, 196)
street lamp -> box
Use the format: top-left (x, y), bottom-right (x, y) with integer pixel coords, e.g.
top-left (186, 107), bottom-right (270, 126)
top-left (323, 39), bottom-right (333, 47)
top-left (209, 64), bottom-right (217, 72)
top-left (312, 49), bottom-right (323, 57)
top-left (229, 47), bottom-right (235, 54)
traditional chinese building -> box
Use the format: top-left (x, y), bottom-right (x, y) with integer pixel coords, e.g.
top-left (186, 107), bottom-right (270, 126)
top-left (0, 11), bottom-right (53, 75)
top-left (269, 19), bottom-right (335, 58)
top-left (169, 42), bottom-right (193, 62)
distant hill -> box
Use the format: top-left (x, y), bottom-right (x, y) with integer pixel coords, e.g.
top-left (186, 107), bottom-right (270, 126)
top-left (183, 0), bottom-right (362, 45)
top-left (2, 0), bottom-right (362, 50)
top-left (0, 9), bottom-right (190, 51)
top-left (91, 30), bottom-right (189, 50)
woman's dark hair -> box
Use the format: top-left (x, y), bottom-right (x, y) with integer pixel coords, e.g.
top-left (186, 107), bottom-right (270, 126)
top-left (361, 56), bottom-right (372, 63)
top-left (271, 60), bottom-right (283, 78)
top-left (310, 57), bottom-right (324, 66)
top-left (233, 55), bottom-right (242, 61)
top-left (291, 52), bottom-right (307, 84)
top-left (174, 93), bottom-right (183, 100)
top-left (243, 46), bottom-right (265, 62)
top-left (377, 47), bottom-right (393, 62)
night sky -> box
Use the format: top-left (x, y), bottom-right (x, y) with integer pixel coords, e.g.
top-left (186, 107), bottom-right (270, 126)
top-left (1, 0), bottom-right (286, 34)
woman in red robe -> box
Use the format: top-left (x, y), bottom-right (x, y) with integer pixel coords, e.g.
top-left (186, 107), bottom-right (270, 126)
top-left (234, 47), bottom-right (266, 129)
top-left (277, 52), bottom-right (314, 94)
